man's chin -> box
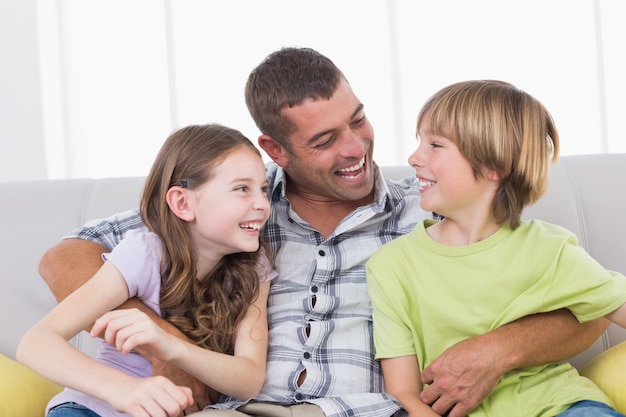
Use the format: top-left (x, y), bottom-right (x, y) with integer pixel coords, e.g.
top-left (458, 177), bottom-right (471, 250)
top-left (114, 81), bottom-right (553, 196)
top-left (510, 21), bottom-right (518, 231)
top-left (335, 179), bottom-right (375, 202)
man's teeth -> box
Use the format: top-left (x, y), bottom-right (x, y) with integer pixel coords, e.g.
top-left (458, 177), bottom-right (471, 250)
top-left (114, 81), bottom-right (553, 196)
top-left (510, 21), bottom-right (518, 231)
top-left (339, 157), bottom-right (365, 173)
top-left (240, 222), bottom-right (261, 230)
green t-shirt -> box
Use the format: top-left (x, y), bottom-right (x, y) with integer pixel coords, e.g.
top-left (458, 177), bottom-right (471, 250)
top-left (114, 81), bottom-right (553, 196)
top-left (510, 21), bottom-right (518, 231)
top-left (366, 219), bottom-right (626, 417)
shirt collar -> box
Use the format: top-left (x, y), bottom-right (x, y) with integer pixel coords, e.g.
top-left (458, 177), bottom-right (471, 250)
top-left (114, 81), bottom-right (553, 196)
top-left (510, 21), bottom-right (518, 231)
top-left (267, 161), bottom-right (394, 213)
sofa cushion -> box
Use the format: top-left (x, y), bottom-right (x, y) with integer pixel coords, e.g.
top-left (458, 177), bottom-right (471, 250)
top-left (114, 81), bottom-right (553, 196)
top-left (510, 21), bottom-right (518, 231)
top-left (0, 353), bottom-right (62, 417)
top-left (580, 341), bottom-right (626, 413)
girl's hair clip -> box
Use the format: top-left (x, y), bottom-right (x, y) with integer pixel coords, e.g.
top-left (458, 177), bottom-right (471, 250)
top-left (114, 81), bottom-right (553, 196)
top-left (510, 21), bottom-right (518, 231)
top-left (170, 179), bottom-right (189, 188)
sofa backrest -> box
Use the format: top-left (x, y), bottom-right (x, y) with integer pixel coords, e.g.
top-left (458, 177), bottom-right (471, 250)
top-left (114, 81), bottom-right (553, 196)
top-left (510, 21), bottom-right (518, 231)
top-left (1, 154), bottom-right (625, 370)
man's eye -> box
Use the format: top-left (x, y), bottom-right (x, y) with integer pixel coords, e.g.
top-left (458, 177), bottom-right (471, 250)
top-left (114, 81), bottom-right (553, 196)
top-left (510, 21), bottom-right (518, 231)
top-left (314, 137), bottom-right (334, 149)
top-left (352, 115), bottom-right (366, 126)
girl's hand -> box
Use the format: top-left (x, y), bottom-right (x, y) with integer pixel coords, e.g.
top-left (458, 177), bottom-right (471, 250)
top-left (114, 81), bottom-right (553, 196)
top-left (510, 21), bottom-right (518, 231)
top-left (106, 375), bottom-right (194, 417)
top-left (91, 308), bottom-right (178, 360)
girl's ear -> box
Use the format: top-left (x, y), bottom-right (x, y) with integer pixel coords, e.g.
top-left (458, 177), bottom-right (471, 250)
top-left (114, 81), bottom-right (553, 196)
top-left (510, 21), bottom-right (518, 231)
top-left (166, 187), bottom-right (195, 222)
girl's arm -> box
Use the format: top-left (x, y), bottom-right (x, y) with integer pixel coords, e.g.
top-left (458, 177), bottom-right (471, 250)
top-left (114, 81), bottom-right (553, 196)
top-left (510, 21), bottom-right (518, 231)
top-left (606, 302), bottom-right (626, 328)
top-left (95, 280), bottom-right (272, 400)
top-left (17, 261), bottom-right (193, 416)
top-left (381, 356), bottom-right (440, 417)
top-left (40, 238), bottom-right (210, 412)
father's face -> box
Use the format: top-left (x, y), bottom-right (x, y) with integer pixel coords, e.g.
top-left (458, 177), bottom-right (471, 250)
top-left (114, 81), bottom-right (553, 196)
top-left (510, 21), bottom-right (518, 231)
top-left (281, 80), bottom-right (376, 204)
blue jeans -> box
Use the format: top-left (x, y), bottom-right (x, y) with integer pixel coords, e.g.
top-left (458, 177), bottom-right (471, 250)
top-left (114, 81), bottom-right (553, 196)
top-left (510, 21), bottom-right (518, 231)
top-left (47, 402), bottom-right (101, 417)
top-left (557, 401), bottom-right (625, 417)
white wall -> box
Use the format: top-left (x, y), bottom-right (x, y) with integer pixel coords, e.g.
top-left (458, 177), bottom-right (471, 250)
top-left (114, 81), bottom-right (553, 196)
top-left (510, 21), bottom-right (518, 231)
top-left (2, 1), bottom-right (625, 182)
top-left (0, 0), bottom-right (46, 182)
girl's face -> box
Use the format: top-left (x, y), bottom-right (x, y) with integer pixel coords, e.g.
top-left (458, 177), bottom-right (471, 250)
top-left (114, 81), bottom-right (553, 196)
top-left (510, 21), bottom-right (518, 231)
top-left (408, 122), bottom-right (496, 219)
top-left (187, 147), bottom-right (270, 264)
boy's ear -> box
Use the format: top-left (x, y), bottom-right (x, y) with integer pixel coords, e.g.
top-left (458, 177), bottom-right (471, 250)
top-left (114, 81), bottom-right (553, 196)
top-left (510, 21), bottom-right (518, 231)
top-left (486, 168), bottom-right (501, 182)
top-left (258, 134), bottom-right (288, 168)
top-left (166, 187), bottom-right (195, 221)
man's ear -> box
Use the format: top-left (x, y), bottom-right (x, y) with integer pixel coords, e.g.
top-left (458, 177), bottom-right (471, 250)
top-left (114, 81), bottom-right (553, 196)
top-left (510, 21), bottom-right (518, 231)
top-left (166, 187), bottom-right (195, 221)
top-left (258, 134), bottom-right (288, 168)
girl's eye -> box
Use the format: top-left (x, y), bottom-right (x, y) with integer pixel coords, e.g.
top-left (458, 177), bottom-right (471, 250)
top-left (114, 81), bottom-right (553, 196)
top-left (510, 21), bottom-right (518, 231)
top-left (235, 186), bottom-right (248, 192)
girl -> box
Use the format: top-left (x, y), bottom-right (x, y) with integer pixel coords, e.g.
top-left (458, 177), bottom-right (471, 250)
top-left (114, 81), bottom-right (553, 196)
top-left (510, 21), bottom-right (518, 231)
top-left (18, 124), bottom-right (276, 417)
top-left (366, 80), bottom-right (626, 417)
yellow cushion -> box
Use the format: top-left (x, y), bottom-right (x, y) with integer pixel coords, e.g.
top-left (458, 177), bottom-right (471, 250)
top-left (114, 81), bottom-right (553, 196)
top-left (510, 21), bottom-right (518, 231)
top-left (0, 353), bottom-right (62, 417)
top-left (580, 341), bottom-right (626, 413)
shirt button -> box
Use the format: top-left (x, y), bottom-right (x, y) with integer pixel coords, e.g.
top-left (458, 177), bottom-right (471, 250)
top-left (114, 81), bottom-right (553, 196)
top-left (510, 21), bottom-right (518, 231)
top-left (318, 250), bottom-right (325, 256)
top-left (295, 393), bottom-right (303, 401)
top-left (303, 352), bottom-right (311, 359)
top-left (311, 285), bottom-right (318, 293)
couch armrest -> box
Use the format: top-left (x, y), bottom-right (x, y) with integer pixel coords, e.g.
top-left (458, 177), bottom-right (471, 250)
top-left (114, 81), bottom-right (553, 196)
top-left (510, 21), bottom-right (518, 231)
top-left (0, 353), bottom-right (62, 417)
top-left (580, 341), bottom-right (626, 413)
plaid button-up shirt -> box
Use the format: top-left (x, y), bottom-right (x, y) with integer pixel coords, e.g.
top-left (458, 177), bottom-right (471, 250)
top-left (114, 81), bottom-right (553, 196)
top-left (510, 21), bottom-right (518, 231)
top-left (68, 162), bottom-right (427, 417)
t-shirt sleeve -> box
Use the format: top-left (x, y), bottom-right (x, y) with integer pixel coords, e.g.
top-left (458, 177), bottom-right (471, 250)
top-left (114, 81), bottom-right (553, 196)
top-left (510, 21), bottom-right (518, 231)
top-left (256, 248), bottom-right (278, 283)
top-left (366, 248), bottom-right (419, 360)
top-left (102, 229), bottom-right (163, 313)
top-left (545, 238), bottom-right (626, 322)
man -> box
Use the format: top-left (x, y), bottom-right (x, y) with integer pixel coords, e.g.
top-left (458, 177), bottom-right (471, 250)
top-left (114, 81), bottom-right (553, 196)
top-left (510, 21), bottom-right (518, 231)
top-left (39, 47), bottom-right (607, 417)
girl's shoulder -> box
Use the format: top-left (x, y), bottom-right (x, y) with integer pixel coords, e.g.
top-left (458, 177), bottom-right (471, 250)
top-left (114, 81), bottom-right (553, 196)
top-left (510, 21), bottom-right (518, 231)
top-left (104, 229), bottom-right (164, 272)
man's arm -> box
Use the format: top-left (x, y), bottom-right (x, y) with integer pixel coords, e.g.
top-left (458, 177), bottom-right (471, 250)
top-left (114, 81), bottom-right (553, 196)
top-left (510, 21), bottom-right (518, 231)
top-left (40, 239), bottom-right (109, 304)
top-left (40, 239), bottom-right (166, 330)
top-left (39, 238), bottom-right (210, 413)
top-left (419, 309), bottom-right (609, 417)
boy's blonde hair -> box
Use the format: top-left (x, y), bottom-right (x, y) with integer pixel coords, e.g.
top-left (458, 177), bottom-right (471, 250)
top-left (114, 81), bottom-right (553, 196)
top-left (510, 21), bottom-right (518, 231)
top-left (417, 80), bottom-right (559, 228)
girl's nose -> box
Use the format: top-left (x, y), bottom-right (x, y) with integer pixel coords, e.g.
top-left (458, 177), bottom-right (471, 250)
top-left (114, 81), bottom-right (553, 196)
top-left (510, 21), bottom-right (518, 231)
top-left (255, 192), bottom-right (271, 212)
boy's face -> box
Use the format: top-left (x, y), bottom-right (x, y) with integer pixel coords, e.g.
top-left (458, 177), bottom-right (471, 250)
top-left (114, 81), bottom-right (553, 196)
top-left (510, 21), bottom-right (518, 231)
top-left (409, 120), bottom-right (498, 219)
top-left (277, 80), bottom-right (376, 205)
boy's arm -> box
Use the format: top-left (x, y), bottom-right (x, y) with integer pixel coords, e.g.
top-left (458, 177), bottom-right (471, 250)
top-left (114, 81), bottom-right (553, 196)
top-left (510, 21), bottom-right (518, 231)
top-left (420, 309), bottom-right (609, 417)
top-left (39, 238), bottom-right (210, 413)
top-left (381, 356), bottom-right (440, 417)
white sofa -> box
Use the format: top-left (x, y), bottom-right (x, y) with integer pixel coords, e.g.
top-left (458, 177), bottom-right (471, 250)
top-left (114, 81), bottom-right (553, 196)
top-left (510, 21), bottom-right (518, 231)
top-left (1, 155), bottom-right (626, 415)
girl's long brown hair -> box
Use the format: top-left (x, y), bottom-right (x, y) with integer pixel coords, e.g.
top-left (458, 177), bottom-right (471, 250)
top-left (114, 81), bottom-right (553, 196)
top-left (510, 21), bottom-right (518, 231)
top-left (140, 124), bottom-right (271, 354)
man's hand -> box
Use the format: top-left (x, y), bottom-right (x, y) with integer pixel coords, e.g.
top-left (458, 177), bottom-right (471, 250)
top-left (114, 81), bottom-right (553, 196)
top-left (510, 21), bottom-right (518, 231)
top-left (419, 311), bottom-right (609, 417)
top-left (419, 337), bottom-right (502, 417)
